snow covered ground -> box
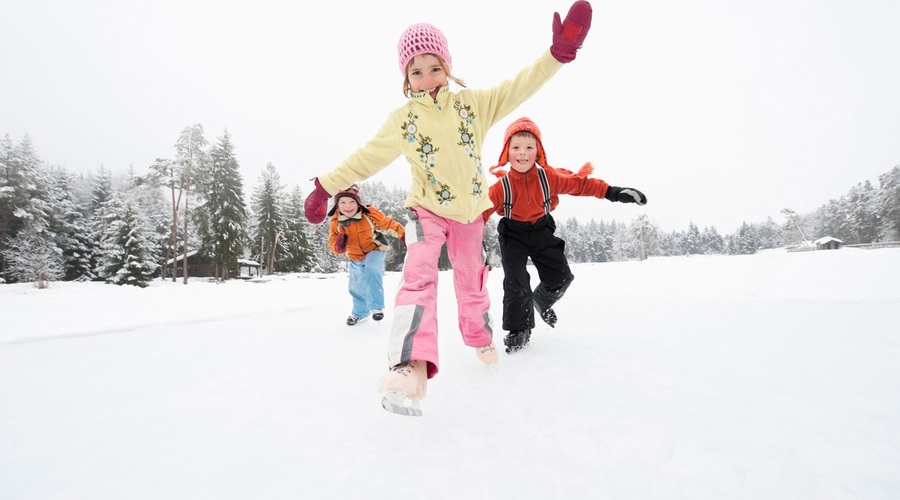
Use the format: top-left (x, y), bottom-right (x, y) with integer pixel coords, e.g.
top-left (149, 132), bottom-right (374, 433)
top-left (2, 248), bottom-right (899, 499)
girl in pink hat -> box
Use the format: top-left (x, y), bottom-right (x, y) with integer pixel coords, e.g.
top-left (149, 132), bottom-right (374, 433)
top-left (303, 1), bottom-right (594, 416)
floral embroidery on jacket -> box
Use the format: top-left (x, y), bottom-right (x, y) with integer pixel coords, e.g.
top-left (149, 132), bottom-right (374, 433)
top-left (401, 111), bottom-right (439, 184)
top-left (454, 101), bottom-right (484, 202)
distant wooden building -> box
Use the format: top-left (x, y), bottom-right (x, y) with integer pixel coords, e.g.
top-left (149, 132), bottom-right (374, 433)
top-left (164, 250), bottom-right (261, 279)
top-left (237, 258), bottom-right (262, 279)
top-left (814, 236), bottom-right (843, 250)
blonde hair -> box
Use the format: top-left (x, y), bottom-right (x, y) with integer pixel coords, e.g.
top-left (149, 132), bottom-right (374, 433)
top-left (402, 56), bottom-right (466, 97)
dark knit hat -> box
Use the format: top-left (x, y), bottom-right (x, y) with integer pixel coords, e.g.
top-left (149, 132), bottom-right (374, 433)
top-left (327, 184), bottom-right (363, 216)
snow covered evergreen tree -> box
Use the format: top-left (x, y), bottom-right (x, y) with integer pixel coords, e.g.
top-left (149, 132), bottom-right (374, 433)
top-left (46, 167), bottom-right (94, 280)
top-left (195, 130), bottom-right (247, 279)
top-left (0, 135), bottom-right (55, 281)
top-left (754, 217), bottom-right (784, 250)
top-left (278, 186), bottom-right (316, 273)
top-left (0, 225), bottom-right (64, 288)
top-left (731, 222), bottom-right (759, 255)
top-left (96, 194), bottom-right (160, 287)
top-left (173, 125), bottom-right (208, 283)
top-left (0, 134), bottom-right (16, 278)
top-left (148, 157), bottom-right (186, 281)
top-left (876, 165), bottom-right (900, 241)
top-left (847, 180), bottom-right (880, 244)
top-left (700, 226), bottom-right (725, 254)
top-left (630, 214), bottom-right (659, 261)
top-left (126, 167), bottom-right (172, 276)
top-left (359, 181), bottom-right (408, 272)
top-left (250, 163), bottom-right (287, 275)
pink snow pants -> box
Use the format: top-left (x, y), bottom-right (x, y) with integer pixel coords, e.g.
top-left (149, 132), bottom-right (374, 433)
top-left (386, 207), bottom-right (493, 378)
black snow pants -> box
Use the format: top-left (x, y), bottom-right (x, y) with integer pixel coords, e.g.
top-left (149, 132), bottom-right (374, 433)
top-left (498, 215), bottom-right (575, 331)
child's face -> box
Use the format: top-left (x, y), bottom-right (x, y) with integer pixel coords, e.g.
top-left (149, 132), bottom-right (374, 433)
top-left (407, 54), bottom-right (448, 99)
top-left (338, 197), bottom-right (360, 217)
top-left (508, 135), bottom-right (538, 174)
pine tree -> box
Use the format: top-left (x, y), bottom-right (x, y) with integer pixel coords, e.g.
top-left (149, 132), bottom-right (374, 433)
top-left (279, 186), bottom-right (316, 272)
top-left (96, 194), bottom-right (160, 287)
top-left (700, 226), bottom-right (725, 254)
top-left (127, 167), bottom-right (173, 277)
top-left (0, 225), bottom-right (64, 288)
top-left (46, 167), bottom-right (94, 280)
top-left (683, 222), bottom-right (702, 255)
top-left (755, 217), bottom-right (784, 250)
top-left (359, 181), bottom-right (408, 271)
top-left (847, 180), bottom-right (880, 244)
top-left (0, 135), bottom-right (54, 281)
top-left (197, 130), bottom-right (247, 279)
top-left (173, 125), bottom-right (208, 283)
top-left (251, 163), bottom-right (287, 275)
top-left (630, 215), bottom-right (659, 261)
top-left (734, 222), bottom-right (759, 255)
top-left (877, 165), bottom-right (900, 240)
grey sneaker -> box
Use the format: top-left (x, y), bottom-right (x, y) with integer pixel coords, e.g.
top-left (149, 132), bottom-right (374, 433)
top-left (346, 314), bottom-right (369, 326)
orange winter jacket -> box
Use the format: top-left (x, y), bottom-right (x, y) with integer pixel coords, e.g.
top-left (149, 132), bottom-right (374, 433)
top-left (328, 205), bottom-right (405, 262)
top-left (483, 164), bottom-right (610, 224)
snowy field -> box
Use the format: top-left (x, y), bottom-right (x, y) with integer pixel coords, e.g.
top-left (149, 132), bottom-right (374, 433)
top-left (2, 248), bottom-right (899, 500)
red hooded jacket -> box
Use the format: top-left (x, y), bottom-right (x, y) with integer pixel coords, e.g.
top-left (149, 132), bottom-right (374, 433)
top-left (483, 164), bottom-right (609, 224)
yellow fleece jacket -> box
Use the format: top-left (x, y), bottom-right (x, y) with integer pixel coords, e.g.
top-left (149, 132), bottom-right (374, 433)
top-left (318, 50), bottom-right (563, 224)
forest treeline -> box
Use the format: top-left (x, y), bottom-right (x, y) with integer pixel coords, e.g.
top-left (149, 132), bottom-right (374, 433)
top-left (2, 127), bottom-right (899, 287)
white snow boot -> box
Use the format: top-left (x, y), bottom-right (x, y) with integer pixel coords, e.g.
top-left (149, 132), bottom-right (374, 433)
top-left (377, 360), bottom-right (427, 416)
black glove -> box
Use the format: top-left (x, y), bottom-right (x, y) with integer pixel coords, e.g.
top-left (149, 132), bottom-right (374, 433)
top-left (605, 186), bottom-right (647, 205)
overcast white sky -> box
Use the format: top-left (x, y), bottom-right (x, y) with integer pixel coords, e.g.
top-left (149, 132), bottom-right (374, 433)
top-left (2, 0), bottom-right (899, 232)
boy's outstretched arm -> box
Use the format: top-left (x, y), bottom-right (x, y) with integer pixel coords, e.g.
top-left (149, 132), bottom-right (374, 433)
top-left (605, 186), bottom-right (648, 206)
top-left (551, 0), bottom-right (593, 63)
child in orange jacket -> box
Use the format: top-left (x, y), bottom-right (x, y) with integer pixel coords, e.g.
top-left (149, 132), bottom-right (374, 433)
top-left (327, 185), bottom-right (405, 326)
top-left (483, 117), bottom-right (647, 352)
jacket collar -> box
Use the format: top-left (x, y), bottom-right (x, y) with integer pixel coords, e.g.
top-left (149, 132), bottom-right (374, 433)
top-left (409, 86), bottom-right (451, 108)
top-left (337, 211), bottom-right (363, 224)
top-left (508, 166), bottom-right (541, 181)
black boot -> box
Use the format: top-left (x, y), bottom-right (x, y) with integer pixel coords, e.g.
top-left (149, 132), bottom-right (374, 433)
top-left (503, 329), bottom-right (532, 354)
top-left (533, 300), bottom-right (557, 328)
top-left (533, 275), bottom-right (573, 328)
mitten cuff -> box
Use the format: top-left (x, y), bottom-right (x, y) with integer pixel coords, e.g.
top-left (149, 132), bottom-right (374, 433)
top-left (604, 186), bottom-right (621, 202)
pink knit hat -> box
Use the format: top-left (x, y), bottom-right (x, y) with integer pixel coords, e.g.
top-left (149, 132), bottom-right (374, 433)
top-left (397, 23), bottom-right (452, 75)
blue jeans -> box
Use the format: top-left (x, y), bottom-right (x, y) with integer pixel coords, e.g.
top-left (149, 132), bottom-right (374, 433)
top-left (348, 250), bottom-right (386, 318)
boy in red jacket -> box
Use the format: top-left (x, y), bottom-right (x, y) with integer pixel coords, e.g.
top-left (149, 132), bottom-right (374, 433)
top-left (483, 117), bottom-right (647, 353)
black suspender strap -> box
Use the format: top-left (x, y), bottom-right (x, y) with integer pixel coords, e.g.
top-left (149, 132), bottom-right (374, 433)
top-left (501, 176), bottom-right (513, 219)
top-left (500, 167), bottom-right (552, 219)
top-left (536, 167), bottom-right (551, 216)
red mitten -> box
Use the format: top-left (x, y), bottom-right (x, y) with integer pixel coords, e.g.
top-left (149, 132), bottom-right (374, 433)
top-left (551, 0), bottom-right (593, 63)
top-left (334, 233), bottom-right (347, 253)
top-left (304, 178), bottom-right (331, 224)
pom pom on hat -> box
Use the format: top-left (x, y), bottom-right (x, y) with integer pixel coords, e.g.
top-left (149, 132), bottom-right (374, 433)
top-left (327, 184), bottom-right (363, 216)
top-left (398, 23), bottom-right (452, 75)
